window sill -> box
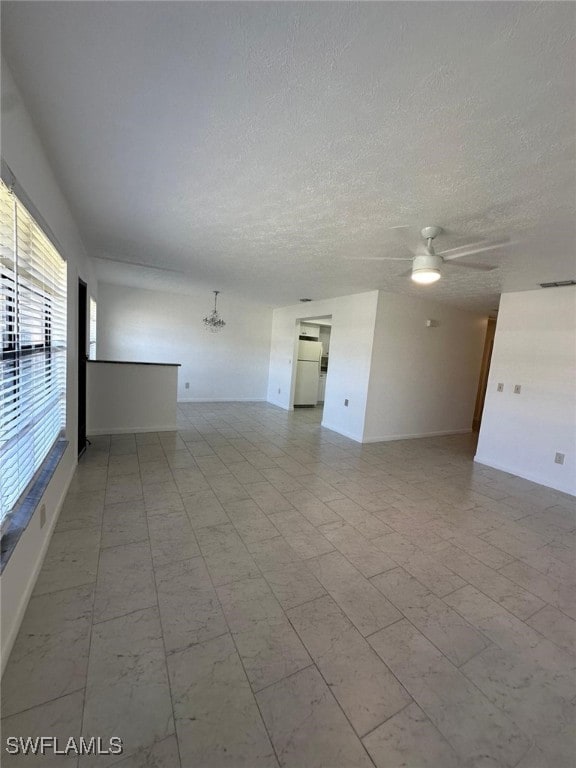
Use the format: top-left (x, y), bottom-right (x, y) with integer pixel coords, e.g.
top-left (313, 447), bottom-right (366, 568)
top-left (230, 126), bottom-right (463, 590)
top-left (0, 439), bottom-right (68, 574)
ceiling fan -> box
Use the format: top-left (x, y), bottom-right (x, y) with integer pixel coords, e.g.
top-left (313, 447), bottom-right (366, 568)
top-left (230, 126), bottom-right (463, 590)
top-left (358, 226), bottom-right (510, 284)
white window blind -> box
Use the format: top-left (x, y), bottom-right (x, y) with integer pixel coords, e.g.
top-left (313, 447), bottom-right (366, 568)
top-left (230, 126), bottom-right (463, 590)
top-left (89, 297), bottom-right (97, 360)
top-left (0, 179), bottom-right (67, 523)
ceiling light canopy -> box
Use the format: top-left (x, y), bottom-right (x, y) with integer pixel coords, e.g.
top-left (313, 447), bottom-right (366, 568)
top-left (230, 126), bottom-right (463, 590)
top-left (411, 252), bottom-right (443, 284)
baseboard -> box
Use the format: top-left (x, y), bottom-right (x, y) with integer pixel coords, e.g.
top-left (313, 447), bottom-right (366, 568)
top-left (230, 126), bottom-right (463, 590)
top-left (320, 421), bottom-right (364, 443)
top-left (362, 428), bottom-right (472, 444)
top-left (1, 448), bottom-right (76, 675)
top-left (88, 425), bottom-right (178, 435)
top-left (474, 455), bottom-right (576, 497)
top-left (265, 398), bottom-right (292, 411)
top-left (178, 398), bottom-right (267, 403)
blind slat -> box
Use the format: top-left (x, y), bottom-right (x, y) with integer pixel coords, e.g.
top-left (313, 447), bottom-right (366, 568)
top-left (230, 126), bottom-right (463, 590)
top-left (0, 180), bottom-right (67, 521)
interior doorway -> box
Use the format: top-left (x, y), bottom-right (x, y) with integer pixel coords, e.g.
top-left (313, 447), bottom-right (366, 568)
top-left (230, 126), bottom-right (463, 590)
top-left (293, 315), bottom-right (332, 408)
top-left (472, 316), bottom-right (497, 432)
top-left (78, 279), bottom-right (87, 457)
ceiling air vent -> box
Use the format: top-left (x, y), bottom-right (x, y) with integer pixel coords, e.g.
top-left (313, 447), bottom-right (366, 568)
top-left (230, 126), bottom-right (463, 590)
top-left (539, 280), bottom-right (576, 288)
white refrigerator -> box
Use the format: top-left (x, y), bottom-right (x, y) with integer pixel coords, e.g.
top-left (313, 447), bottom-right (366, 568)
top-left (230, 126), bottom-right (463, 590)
top-left (294, 340), bottom-right (322, 406)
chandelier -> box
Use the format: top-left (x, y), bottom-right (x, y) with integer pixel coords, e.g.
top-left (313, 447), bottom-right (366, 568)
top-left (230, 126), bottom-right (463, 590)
top-left (202, 290), bottom-right (226, 332)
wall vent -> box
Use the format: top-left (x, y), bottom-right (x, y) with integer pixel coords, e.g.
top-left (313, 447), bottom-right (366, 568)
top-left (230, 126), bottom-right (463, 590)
top-left (539, 280), bottom-right (576, 288)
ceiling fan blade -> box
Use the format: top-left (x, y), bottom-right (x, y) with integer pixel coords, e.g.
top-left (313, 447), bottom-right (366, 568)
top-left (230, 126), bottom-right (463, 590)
top-left (440, 241), bottom-right (512, 261)
top-left (346, 256), bottom-right (413, 261)
top-left (444, 260), bottom-right (498, 272)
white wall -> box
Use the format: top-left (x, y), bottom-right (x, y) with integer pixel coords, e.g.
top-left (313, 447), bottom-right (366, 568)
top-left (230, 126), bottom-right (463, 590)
top-left (97, 282), bottom-right (272, 402)
top-left (267, 292), bottom-right (380, 441)
top-left (1, 61), bottom-right (97, 671)
top-left (364, 293), bottom-right (487, 441)
top-left (476, 288), bottom-right (576, 495)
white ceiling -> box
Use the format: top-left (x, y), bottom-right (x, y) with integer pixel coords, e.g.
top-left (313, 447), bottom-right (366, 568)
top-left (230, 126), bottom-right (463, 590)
top-left (2, 1), bottom-right (575, 312)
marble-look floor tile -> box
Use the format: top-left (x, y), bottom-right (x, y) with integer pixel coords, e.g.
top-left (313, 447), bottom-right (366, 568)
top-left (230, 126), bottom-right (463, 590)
top-left (155, 557), bottom-right (227, 653)
top-left (196, 524), bottom-right (261, 586)
top-left (297, 476), bottom-right (346, 502)
top-left (33, 527), bottom-right (101, 596)
top-left (217, 577), bottom-right (311, 691)
top-left (245, 536), bottom-right (301, 570)
top-left (259, 467), bottom-right (304, 493)
top-left (444, 584), bottom-right (572, 664)
top-left (101, 500), bottom-right (149, 548)
top-left (287, 596), bottom-right (411, 736)
top-left (81, 608), bottom-right (173, 767)
top-left (168, 634), bottom-right (278, 767)
top-left (499, 559), bottom-right (576, 620)
top-left (56, 490), bottom-right (105, 532)
top-left (371, 567), bottom-right (489, 666)
top-left (517, 545), bottom-right (576, 586)
top-left (93, 541), bottom-right (156, 623)
top-left (327, 498), bottom-right (393, 538)
top-left (1, 691), bottom-right (84, 768)
top-left (142, 482), bottom-right (183, 513)
top-left (261, 561), bottom-right (326, 609)
top-left (318, 521), bottom-right (397, 577)
top-left (438, 544), bottom-right (545, 620)
top-left (282, 490), bottom-right (341, 526)
top-left (182, 490), bottom-right (229, 528)
top-left (388, 550), bottom-right (466, 597)
top-left (267, 511), bottom-right (335, 559)
top-left (480, 524), bottom-right (548, 559)
top-left (368, 619), bottom-right (530, 767)
top-left (526, 604), bottom-right (576, 656)
top-left (256, 665), bottom-right (374, 768)
top-left (362, 702), bottom-right (460, 768)
top-left (108, 735), bottom-right (180, 767)
top-left (1, 585), bottom-right (93, 717)
top-left (371, 531), bottom-right (420, 561)
top-left (460, 643), bottom-right (576, 766)
top-left (208, 476), bottom-right (251, 504)
top-left (225, 500), bottom-right (280, 544)
top-left (306, 551), bottom-right (402, 636)
top-left (138, 460), bottom-right (174, 486)
top-left (108, 454), bottom-right (140, 478)
top-left (427, 529), bottom-right (514, 569)
top-left (244, 482), bottom-right (296, 513)
top-left (171, 468), bottom-right (210, 495)
top-left (105, 474), bottom-right (143, 506)
top-left (147, 510), bottom-right (200, 566)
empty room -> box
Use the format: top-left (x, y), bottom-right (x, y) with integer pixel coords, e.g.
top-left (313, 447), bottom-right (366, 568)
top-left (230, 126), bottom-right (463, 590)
top-left (1, 2), bottom-right (575, 767)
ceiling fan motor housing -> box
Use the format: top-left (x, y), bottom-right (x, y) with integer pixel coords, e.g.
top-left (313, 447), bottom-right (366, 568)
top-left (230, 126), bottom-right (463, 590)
top-left (412, 252), bottom-right (443, 274)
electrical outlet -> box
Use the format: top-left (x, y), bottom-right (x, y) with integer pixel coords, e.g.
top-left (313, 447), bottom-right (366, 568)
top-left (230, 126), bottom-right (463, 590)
top-left (513, 384), bottom-right (521, 394)
top-left (344, 399), bottom-right (349, 407)
top-left (39, 503), bottom-right (46, 528)
top-left (555, 452), bottom-right (565, 465)
top-left (497, 383), bottom-right (504, 392)
top-left (185, 382), bottom-right (190, 389)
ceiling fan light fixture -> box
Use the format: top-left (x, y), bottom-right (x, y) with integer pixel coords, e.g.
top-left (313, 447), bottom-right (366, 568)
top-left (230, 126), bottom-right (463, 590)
top-left (411, 268), bottom-right (441, 284)
top-left (410, 252), bottom-right (443, 284)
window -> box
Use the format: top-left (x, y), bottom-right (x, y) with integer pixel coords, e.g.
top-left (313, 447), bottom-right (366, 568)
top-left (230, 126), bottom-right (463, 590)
top-left (0, 179), bottom-right (67, 524)
top-left (89, 297), bottom-right (97, 359)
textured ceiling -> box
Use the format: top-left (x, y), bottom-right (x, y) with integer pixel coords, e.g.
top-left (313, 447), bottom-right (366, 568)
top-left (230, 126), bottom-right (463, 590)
top-left (2, 1), bottom-right (575, 312)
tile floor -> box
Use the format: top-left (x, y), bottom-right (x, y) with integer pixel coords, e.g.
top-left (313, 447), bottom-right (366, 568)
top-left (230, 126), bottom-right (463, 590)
top-left (2, 402), bottom-right (575, 767)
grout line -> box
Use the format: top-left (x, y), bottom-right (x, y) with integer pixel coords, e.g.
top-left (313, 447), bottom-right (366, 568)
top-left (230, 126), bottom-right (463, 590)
top-left (1, 686), bottom-right (86, 722)
top-left (145, 451), bottom-right (185, 768)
